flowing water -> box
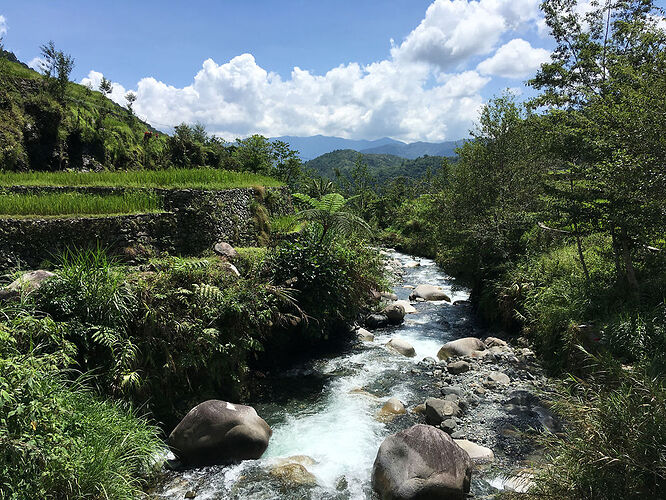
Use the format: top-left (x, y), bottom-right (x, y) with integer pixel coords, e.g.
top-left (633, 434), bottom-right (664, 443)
top-left (155, 250), bottom-right (545, 499)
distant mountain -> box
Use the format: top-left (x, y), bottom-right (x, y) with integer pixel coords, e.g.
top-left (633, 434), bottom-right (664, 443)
top-left (305, 149), bottom-right (446, 184)
top-left (360, 140), bottom-right (464, 159)
top-left (271, 135), bottom-right (403, 160)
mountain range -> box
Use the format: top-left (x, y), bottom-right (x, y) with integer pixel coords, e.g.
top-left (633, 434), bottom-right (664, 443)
top-left (271, 135), bottom-right (463, 160)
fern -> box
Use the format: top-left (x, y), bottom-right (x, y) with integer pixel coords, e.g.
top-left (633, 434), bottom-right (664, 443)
top-left (171, 258), bottom-right (210, 272)
top-left (193, 283), bottom-right (224, 303)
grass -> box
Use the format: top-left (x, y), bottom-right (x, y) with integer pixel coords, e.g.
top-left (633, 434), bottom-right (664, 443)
top-left (0, 168), bottom-right (284, 190)
top-left (0, 191), bottom-right (163, 217)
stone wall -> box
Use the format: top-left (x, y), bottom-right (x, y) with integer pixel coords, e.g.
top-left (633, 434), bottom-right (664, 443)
top-left (0, 186), bottom-right (292, 270)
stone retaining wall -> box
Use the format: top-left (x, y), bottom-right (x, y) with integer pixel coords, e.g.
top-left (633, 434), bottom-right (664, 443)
top-left (0, 186), bottom-right (292, 270)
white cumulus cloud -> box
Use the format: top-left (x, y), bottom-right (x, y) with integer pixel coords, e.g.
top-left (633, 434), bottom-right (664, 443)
top-left (0, 15), bottom-right (7, 37)
top-left (477, 38), bottom-right (551, 78)
top-left (80, 70), bottom-right (129, 106)
top-left (79, 0), bottom-right (552, 141)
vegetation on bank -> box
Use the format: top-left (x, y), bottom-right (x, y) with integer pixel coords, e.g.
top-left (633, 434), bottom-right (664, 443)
top-left (0, 197), bottom-right (384, 496)
top-left (0, 167), bottom-right (284, 190)
top-left (0, 191), bottom-right (163, 217)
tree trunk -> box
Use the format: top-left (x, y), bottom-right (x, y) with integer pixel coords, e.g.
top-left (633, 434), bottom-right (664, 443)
top-left (573, 219), bottom-right (590, 283)
top-left (620, 225), bottom-right (640, 303)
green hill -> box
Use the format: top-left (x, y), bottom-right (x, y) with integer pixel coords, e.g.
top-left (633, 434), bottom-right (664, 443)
top-left (304, 149), bottom-right (447, 184)
top-left (0, 52), bottom-right (165, 172)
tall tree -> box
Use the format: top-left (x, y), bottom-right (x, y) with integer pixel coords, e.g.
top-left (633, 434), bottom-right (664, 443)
top-left (39, 41), bottom-right (74, 103)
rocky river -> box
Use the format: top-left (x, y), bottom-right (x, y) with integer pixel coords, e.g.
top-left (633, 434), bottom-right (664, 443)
top-left (154, 250), bottom-right (557, 499)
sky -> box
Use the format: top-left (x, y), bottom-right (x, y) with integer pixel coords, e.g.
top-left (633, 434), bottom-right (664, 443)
top-left (1, 1), bottom-right (665, 142)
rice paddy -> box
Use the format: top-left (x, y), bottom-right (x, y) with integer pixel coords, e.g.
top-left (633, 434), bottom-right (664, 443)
top-left (0, 191), bottom-right (163, 217)
top-left (0, 168), bottom-right (284, 190)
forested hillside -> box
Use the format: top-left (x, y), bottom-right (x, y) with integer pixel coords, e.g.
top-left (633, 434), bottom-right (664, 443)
top-left (305, 149), bottom-right (447, 184)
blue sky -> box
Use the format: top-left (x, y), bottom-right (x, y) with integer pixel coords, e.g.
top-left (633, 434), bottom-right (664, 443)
top-left (1, 1), bottom-right (665, 141)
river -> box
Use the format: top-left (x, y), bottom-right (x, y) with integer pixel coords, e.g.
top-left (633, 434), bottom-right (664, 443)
top-left (154, 250), bottom-right (551, 499)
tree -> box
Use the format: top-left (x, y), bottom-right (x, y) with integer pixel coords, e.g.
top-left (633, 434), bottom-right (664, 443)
top-left (125, 92), bottom-right (137, 114)
top-left (39, 41), bottom-right (74, 102)
top-left (99, 76), bottom-right (112, 96)
top-left (293, 193), bottom-right (371, 245)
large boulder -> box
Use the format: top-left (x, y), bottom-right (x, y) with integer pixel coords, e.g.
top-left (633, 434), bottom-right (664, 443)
top-left (372, 424), bottom-right (472, 500)
top-left (213, 242), bottom-right (238, 260)
top-left (409, 285), bottom-right (451, 302)
top-left (384, 303), bottom-right (406, 324)
top-left (386, 338), bottom-right (416, 358)
top-left (366, 313), bottom-right (389, 329)
top-left (0, 270), bottom-right (54, 299)
top-left (168, 400), bottom-right (272, 465)
top-left (437, 338), bottom-right (486, 360)
top-left (393, 300), bottom-right (417, 314)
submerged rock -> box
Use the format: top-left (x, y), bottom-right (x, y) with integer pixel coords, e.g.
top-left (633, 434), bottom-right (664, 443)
top-left (409, 284), bottom-right (451, 302)
top-left (437, 337), bottom-right (486, 360)
top-left (168, 400), bottom-right (272, 465)
top-left (372, 424), bottom-right (472, 500)
top-left (270, 463), bottom-right (317, 486)
top-left (386, 337), bottom-right (416, 357)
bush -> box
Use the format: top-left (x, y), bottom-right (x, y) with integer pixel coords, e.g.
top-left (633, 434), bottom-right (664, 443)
top-left (532, 355), bottom-right (666, 499)
top-left (0, 352), bottom-right (162, 499)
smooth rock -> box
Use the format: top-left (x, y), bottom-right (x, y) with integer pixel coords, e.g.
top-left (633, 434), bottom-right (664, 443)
top-left (383, 303), bottom-right (406, 325)
top-left (1, 270), bottom-right (55, 298)
top-left (425, 398), bottom-right (461, 425)
top-left (213, 242), bottom-right (238, 259)
top-left (381, 291), bottom-right (399, 301)
top-left (404, 261), bottom-right (421, 268)
top-left (168, 400), bottom-right (272, 465)
top-left (274, 455), bottom-right (317, 467)
top-left (437, 338), bottom-right (486, 360)
top-left (447, 361), bottom-right (471, 375)
top-left (386, 338), bottom-right (416, 358)
top-left (377, 397), bottom-right (407, 421)
top-left (225, 262), bottom-right (241, 277)
top-left (441, 418), bottom-right (457, 434)
top-left (484, 336), bottom-right (508, 348)
top-left (409, 284), bottom-right (451, 302)
top-left (366, 314), bottom-right (389, 329)
top-left (486, 371), bottom-right (511, 385)
top-left (357, 328), bottom-right (375, 342)
top-left (270, 463), bottom-right (317, 486)
top-left (453, 440), bottom-right (495, 463)
top-left (372, 424), bottom-right (472, 500)
top-left (394, 299), bottom-right (417, 314)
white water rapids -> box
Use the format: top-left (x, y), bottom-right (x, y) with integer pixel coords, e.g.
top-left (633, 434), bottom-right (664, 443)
top-left (155, 250), bottom-right (490, 499)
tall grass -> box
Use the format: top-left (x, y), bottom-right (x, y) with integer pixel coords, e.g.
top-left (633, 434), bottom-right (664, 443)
top-left (0, 191), bottom-right (163, 217)
top-left (0, 167), bottom-right (284, 189)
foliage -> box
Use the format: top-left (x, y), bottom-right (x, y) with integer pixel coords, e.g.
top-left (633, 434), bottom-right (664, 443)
top-left (0, 350), bottom-right (162, 499)
top-left (0, 190), bottom-right (163, 217)
top-left (531, 354), bottom-right (666, 499)
top-left (38, 41), bottom-right (74, 103)
top-left (0, 167), bottom-right (283, 189)
top-left (293, 192), bottom-right (371, 244)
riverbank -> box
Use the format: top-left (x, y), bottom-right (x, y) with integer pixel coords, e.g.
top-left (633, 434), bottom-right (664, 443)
top-left (153, 250), bottom-right (559, 499)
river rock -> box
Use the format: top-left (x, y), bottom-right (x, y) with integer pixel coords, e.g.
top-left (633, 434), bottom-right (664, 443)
top-left (274, 455), bottom-right (317, 467)
top-left (453, 439), bottom-right (495, 463)
top-left (377, 397), bottom-right (407, 421)
top-left (437, 338), bottom-right (486, 360)
top-left (357, 328), bottom-right (375, 342)
top-left (409, 284), bottom-right (451, 302)
top-left (0, 270), bottom-right (55, 299)
top-left (447, 361), bottom-right (471, 375)
top-left (213, 241), bottom-right (238, 259)
top-left (484, 336), bottom-right (508, 348)
top-left (441, 418), bottom-right (457, 434)
top-left (366, 313), bottom-right (389, 329)
top-left (381, 291), bottom-right (399, 301)
top-left (404, 261), bottom-right (421, 268)
top-left (386, 338), bottom-right (416, 357)
top-left (372, 424), bottom-right (472, 500)
top-left (270, 463), bottom-right (317, 486)
top-left (486, 371), bottom-right (511, 386)
top-left (394, 299), bottom-right (417, 314)
top-left (425, 398), bottom-right (461, 425)
top-left (168, 400), bottom-right (272, 465)
top-left (383, 303), bottom-right (406, 324)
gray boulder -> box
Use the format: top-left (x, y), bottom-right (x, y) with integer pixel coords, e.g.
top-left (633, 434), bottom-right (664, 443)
top-left (213, 242), bottom-right (238, 260)
top-left (409, 284), bottom-right (451, 302)
top-left (168, 400), bottom-right (272, 465)
top-left (437, 338), bottom-right (486, 360)
top-left (357, 328), bottom-right (375, 342)
top-left (372, 424), bottom-right (472, 500)
top-left (386, 338), bottom-right (416, 358)
top-left (425, 398), bottom-right (461, 425)
top-left (366, 314), bottom-right (389, 329)
top-left (384, 303), bottom-right (406, 324)
top-left (447, 361), bottom-right (470, 375)
top-left (0, 270), bottom-right (54, 299)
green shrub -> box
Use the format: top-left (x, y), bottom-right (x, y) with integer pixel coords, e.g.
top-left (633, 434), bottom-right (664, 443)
top-left (0, 353), bottom-right (162, 499)
top-left (532, 355), bottom-right (666, 499)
